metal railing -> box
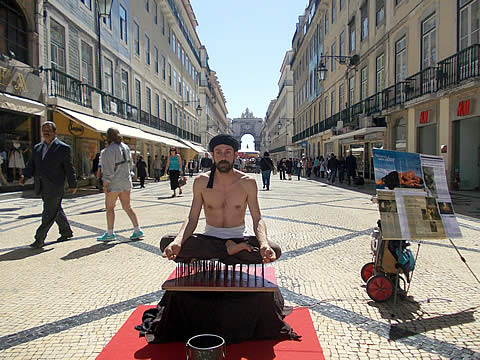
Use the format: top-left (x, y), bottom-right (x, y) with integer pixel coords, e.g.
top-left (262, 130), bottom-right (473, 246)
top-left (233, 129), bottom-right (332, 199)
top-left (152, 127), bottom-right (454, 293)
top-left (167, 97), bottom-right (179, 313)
top-left (45, 67), bottom-right (200, 143)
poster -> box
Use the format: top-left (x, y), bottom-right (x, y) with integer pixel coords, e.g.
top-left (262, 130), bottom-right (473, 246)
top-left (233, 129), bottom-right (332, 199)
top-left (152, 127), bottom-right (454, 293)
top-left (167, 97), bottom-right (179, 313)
top-left (373, 149), bottom-right (461, 240)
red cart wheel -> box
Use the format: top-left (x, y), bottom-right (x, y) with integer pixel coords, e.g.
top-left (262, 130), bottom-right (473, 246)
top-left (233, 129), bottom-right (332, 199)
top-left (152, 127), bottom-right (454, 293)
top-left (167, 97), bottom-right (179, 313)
top-left (366, 275), bottom-right (393, 302)
top-left (361, 262), bottom-right (375, 283)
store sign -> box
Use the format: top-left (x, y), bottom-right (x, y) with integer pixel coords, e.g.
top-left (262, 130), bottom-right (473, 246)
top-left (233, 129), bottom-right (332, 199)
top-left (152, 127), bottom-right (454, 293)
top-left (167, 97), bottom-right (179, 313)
top-left (301, 142), bottom-right (307, 148)
top-left (353, 135), bottom-right (365, 140)
top-left (457, 99), bottom-right (471, 116)
top-left (0, 60), bottom-right (43, 101)
top-left (68, 120), bottom-right (84, 136)
top-left (419, 111), bottom-right (429, 124)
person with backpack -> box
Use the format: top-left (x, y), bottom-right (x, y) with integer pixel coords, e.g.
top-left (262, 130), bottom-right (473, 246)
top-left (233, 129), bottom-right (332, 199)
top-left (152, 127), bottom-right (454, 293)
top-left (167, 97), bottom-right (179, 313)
top-left (259, 152), bottom-right (274, 190)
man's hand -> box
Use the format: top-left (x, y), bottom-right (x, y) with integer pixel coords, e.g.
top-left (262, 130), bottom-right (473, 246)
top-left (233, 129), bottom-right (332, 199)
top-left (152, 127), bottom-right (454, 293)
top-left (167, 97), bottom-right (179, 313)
top-left (162, 241), bottom-right (182, 261)
top-left (260, 245), bottom-right (276, 263)
top-left (19, 175), bottom-right (25, 186)
top-left (71, 188), bottom-right (78, 194)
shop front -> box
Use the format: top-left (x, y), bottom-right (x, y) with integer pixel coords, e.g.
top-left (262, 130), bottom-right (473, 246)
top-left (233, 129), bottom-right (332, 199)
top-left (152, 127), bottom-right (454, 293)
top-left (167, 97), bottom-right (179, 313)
top-left (0, 61), bottom-right (44, 192)
top-left (451, 96), bottom-right (480, 191)
top-left (333, 127), bottom-right (385, 181)
top-left (416, 105), bottom-right (438, 156)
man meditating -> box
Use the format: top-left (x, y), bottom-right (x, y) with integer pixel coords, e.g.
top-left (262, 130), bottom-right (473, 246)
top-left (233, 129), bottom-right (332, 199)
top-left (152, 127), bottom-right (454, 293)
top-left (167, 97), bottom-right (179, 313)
top-left (161, 134), bottom-right (281, 264)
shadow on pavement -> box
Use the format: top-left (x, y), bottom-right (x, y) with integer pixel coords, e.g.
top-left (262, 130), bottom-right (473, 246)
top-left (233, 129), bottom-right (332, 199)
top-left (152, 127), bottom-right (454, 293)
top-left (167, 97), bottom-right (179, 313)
top-left (388, 308), bottom-right (477, 340)
top-left (61, 243), bottom-right (115, 260)
top-left (0, 247), bottom-right (53, 261)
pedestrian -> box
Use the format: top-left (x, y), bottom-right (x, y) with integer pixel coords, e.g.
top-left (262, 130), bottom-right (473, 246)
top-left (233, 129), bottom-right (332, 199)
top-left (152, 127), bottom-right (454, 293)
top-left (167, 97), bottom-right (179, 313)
top-left (165, 147), bottom-right (183, 197)
top-left (338, 157), bottom-right (345, 183)
top-left (259, 151), bottom-right (274, 190)
top-left (153, 155), bottom-right (161, 181)
top-left (296, 158), bottom-right (303, 180)
top-left (306, 158), bottom-right (313, 178)
top-left (97, 127), bottom-right (143, 241)
top-left (136, 155), bottom-right (147, 188)
top-left (188, 159), bottom-right (195, 177)
top-left (286, 158), bottom-right (293, 180)
top-left (319, 156), bottom-right (326, 178)
top-left (327, 153), bottom-right (338, 183)
top-left (200, 153), bottom-right (212, 172)
top-left (19, 121), bottom-right (77, 248)
top-left (345, 151), bottom-right (357, 185)
top-left (278, 158), bottom-right (286, 180)
top-left (313, 156), bottom-right (319, 177)
top-left (160, 155), bottom-right (167, 176)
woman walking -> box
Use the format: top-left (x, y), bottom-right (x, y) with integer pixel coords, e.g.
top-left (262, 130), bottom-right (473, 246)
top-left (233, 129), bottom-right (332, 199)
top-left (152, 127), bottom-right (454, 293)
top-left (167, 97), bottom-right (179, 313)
top-left (97, 128), bottom-right (143, 241)
top-left (165, 147), bottom-right (183, 197)
top-left (136, 155), bottom-right (147, 188)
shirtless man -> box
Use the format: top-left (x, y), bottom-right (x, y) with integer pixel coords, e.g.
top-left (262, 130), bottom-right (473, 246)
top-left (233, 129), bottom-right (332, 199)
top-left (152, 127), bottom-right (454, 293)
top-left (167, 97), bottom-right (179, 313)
top-left (161, 134), bottom-right (280, 264)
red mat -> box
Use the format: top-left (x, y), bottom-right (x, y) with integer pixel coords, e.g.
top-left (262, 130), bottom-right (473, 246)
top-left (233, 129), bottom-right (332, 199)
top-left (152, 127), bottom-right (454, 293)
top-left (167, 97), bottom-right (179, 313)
top-left (97, 305), bottom-right (324, 360)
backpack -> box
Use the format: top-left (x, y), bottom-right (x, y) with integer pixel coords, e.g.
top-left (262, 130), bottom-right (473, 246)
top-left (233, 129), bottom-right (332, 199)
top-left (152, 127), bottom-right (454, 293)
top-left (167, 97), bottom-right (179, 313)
top-left (396, 248), bottom-right (416, 281)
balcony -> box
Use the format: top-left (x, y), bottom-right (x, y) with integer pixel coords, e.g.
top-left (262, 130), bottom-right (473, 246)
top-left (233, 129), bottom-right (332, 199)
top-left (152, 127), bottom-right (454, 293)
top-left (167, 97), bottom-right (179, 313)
top-left (45, 67), bottom-right (199, 142)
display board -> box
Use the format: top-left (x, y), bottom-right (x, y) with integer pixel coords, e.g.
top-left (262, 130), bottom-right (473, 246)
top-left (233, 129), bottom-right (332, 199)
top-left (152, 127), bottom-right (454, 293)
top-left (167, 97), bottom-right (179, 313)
top-left (373, 149), bottom-right (462, 240)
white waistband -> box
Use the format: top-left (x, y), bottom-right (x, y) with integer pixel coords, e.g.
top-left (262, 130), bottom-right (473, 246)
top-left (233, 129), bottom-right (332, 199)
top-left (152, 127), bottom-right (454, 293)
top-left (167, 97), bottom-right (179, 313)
top-left (203, 224), bottom-right (247, 239)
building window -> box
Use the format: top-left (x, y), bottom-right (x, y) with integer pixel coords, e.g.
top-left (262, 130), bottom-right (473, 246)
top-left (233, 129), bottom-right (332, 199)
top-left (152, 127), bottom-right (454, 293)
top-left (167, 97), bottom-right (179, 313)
top-left (174, 107), bottom-right (178, 126)
top-left (395, 0), bottom-right (405, 5)
top-left (376, 0), bottom-right (385, 26)
top-left (146, 86), bottom-right (151, 114)
top-left (395, 36), bottom-right (407, 82)
top-left (102, 13), bottom-right (111, 29)
top-left (155, 94), bottom-right (160, 117)
top-left (145, 0), bottom-right (149, 12)
top-left (145, 34), bottom-right (150, 65)
top-left (325, 10), bottom-right (329, 34)
top-left (331, 42), bottom-right (336, 72)
top-left (121, 70), bottom-right (129, 102)
top-left (163, 98), bottom-right (167, 120)
top-left (349, 19), bottom-right (356, 53)
top-left (154, 1), bottom-right (158, 24)
top-left (0, 1), bottom-right (28, 64)
top-left (331, 90), bottom-right (336, 115)
top-left (172, 33), bottom-right (176, 53)
top-left (421, 14), bottom-right (436, 69)
top-left (173, 70), bottom-right (177, 93)
top-left (360, 67), bottom-right (368, 100)
top-left (168, 63), bottom-right (172, 86)
top-left (162, 55), bottom-right (166, 79)
top-left (349, 76), bottom-right (355, 105)
top-left (177, 41), bottom-right (181, 61)
top-left (460, 0), bottom-right (479, 50)
top-left (169, 102), bottom-right (173, 123)
top-left (135, 79), bottom-right (141, 109)
top-left (134, 22), bottom-right (140, 55)
top-left (324, 96), bottom-right (329, 119)
top-left (339, 84), bottom-right (345, 111)
top-left (340, 0), bottom-right (345, 10)
top-left (332, 0), bottom-right (336, 23)
top-left (103, 57), bottom-right (113, 94)
top-left (50, 19), bottom-right (66, 71)
top-left (162, 13), bottom-right (165, 35)
top-left (376, 53), bottom-right (385, 92)
top-left (154, 46), bottom-right (158, 73)
top-left (80, 41), bottom-right (93, 85)
top-left (339, 31), bottom-right (345, 57)
top-left (80, 0), bottom-right (91, 9)
top-left (120, 5), bottom-right (127, 43)
top-left (361, 2), bottom-right (369, 40)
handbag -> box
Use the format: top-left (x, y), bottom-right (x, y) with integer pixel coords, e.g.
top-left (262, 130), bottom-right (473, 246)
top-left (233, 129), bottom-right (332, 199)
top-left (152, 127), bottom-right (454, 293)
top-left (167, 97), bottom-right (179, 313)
top-left (178, 176), bottom-right (187, 187)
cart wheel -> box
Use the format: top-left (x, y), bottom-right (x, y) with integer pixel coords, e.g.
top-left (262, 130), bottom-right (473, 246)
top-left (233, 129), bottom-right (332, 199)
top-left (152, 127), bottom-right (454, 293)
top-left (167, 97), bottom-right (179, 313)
top-left (361, 262), bottom-right (375, 283)
top-left (366, 275), bottom-right (393, 302)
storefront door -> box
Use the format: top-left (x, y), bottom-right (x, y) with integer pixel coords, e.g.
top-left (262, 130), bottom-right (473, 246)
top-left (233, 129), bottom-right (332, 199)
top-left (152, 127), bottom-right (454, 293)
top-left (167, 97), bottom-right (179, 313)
top-left (454, 117), bottom-right (480, 190)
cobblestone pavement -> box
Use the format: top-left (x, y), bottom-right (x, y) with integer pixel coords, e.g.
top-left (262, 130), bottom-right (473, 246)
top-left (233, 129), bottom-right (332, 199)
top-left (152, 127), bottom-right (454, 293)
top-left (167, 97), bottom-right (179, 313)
top-left (0, 175), bottom-right (479, 359)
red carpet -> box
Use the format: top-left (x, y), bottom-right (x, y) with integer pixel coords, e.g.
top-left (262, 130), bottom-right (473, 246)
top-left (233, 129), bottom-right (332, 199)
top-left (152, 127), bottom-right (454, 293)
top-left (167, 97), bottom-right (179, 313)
top-left (96, 305), bottom-right (324, 360)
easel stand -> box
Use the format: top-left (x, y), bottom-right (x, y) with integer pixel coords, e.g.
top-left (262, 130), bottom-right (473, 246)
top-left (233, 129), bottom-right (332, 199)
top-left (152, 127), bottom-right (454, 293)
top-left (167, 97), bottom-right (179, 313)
top-left (449, 238), bottom-right (480, 285)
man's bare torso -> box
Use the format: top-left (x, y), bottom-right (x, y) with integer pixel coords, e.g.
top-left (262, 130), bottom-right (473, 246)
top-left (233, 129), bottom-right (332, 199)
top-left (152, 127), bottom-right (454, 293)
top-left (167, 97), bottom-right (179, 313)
top-left (196, 169), bottom-right (253, 228)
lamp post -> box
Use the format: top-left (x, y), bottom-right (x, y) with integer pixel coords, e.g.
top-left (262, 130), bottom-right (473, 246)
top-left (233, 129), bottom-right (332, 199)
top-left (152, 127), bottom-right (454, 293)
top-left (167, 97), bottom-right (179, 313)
top-left (96, 0), bottom-right (113, 90)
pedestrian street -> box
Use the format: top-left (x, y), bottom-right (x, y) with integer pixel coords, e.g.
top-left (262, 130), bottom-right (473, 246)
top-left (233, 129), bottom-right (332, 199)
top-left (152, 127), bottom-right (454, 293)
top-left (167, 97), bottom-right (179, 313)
top-left (0, 175), bottom-right (479, 359)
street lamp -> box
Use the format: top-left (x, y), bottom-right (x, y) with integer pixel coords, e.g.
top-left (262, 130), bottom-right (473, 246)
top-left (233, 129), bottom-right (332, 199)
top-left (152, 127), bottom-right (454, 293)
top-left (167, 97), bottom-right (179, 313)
top-left (96, 0), bottom-right (113, 90)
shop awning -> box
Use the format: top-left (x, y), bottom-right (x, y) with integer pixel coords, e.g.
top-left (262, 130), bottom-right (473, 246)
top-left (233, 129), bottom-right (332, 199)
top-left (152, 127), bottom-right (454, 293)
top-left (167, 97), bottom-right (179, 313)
top-left (179, 139), bottom-right (208, 153)
top-left (0, 92), bottom-right (45, 116)
top-left (58, 107), bottom-right (187, 148)
top-left (330, 127), bottom-right (386, 142)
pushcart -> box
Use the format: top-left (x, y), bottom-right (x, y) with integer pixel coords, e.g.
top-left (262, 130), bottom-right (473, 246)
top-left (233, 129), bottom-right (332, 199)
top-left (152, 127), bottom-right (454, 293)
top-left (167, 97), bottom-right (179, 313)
top-left (361, 220), bottom-right (415, 302)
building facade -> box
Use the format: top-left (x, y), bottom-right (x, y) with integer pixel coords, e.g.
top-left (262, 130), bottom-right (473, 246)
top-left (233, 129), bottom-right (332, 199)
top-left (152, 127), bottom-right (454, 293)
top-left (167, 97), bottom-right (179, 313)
top-left (291, 0), bottom-right (480, 190)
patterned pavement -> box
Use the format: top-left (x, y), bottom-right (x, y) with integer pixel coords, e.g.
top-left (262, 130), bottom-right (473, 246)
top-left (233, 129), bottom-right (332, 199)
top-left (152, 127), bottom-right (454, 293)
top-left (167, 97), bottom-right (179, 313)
top-left (0, 174), bottom-right (479, 359)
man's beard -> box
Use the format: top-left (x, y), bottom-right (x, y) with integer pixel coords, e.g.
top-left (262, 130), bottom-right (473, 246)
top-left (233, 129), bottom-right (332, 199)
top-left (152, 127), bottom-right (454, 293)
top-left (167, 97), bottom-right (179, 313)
top-left (215, 160), bottom-right (234, 173)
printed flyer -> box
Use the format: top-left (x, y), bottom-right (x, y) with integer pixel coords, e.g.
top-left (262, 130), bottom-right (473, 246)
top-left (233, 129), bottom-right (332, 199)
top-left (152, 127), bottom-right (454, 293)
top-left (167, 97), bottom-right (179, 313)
top-left (373, 149), bottom-right (462, 240)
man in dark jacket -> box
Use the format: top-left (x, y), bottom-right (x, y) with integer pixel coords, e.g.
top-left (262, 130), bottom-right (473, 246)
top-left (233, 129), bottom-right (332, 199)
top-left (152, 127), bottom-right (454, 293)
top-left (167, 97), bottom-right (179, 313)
top-left (200, 153), bottom-right (213, 172)
top-left (259, 152), bottom-right (274, 190)
top-left (20, 121), bottom-right (77, 248)
top-left (345, 151), bottom-right (357, 185)
top-left (327, 153), bottom-right (339, 184)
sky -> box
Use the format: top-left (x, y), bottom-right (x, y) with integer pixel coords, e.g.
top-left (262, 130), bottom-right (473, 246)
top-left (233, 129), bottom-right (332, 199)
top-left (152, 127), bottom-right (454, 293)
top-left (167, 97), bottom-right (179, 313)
top-left (191, 0), bottom-right (308, 120)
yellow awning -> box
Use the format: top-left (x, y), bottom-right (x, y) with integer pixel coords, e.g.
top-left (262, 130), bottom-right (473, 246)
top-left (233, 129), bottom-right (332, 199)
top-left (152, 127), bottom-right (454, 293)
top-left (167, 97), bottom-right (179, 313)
top-left (58, 107), bottom-right (187, 148)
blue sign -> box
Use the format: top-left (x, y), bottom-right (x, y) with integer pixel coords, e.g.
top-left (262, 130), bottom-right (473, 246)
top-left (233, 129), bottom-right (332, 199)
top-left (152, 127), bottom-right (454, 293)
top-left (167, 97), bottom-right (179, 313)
top-left (301, 142), bottom-right (308, 148)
